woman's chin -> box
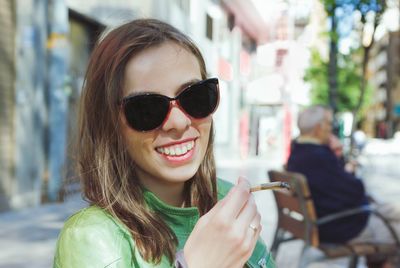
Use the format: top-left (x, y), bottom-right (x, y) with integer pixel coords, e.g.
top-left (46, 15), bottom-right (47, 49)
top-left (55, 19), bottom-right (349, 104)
top-left (160, 165), bottom-right (199, 184)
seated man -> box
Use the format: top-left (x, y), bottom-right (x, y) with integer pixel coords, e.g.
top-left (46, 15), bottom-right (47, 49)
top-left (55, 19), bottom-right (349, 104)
top-left (287, 105), bottom-right (400, 249)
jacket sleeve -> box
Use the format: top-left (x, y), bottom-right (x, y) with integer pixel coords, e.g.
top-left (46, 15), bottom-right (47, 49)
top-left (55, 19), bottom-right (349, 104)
top-left (53, 218), bottom-right (133, 268)
top-left (247, 238), bottom-right (276, 268)
top-left (174, 250), bottom-right (188, 268)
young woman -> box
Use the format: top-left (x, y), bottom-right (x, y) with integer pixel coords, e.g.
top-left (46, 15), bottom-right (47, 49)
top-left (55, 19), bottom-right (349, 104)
top-left (53, 19), bottom-right (275, 268)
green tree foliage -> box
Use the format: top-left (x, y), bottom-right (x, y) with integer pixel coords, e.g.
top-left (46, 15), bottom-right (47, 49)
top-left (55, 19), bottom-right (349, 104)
top-left (306, 0), bottom-right (386, 133)
top-left (304, 49), bottom-right (372, 116)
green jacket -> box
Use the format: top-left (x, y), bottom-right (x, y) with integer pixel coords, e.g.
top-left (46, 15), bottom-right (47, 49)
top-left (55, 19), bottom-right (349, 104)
top-left (53, 179), bottom-right (275, 267)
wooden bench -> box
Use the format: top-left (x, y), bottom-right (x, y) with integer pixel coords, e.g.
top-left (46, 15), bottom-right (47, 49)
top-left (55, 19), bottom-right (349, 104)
top-left (268, 170), bottom-right (399, 268)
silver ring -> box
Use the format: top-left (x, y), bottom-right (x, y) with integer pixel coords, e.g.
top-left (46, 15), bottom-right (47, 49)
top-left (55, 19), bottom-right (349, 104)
top-left (249, 224), bottom-right (257, 232)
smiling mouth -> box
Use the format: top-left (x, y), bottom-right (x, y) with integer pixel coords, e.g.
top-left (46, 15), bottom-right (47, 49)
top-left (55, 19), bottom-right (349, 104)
top-left (155, 140), bottom-right (195, 156)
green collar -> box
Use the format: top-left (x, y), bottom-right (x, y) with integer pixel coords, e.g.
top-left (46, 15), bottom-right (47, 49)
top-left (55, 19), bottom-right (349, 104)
top-left (142, 189), bottom-right (199, 244)
top-left (142, 189), bottom-right (199, 216)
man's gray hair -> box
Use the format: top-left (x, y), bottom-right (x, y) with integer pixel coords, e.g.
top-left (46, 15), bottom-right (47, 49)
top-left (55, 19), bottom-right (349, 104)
top-left (298, 105), bottom-right (329, 135)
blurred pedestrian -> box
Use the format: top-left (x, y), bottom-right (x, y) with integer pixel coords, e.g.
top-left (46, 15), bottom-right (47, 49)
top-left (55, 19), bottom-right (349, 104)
top-left (53, 19), bottom-right (274, 268)
top-left (353, 128), bottom-right (367, 152)
top-left (287, 105), bottom-right (400, 267)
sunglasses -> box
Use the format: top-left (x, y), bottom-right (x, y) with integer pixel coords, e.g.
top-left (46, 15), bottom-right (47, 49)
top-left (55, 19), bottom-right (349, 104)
top-left (121, 78), bottom-right (219, 131)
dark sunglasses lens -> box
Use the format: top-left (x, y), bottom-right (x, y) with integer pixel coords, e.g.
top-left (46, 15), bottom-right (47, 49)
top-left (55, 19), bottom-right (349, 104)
top-left (179, 80), bottom-right (218, 118)
top-left (123, 95), bottom-right (169, 131)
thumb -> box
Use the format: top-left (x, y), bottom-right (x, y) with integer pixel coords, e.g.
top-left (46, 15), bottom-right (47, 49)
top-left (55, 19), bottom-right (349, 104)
top-left (207, 176), bottom-right (249, 217)
top-left (236, 176), bottom-right (251, 191)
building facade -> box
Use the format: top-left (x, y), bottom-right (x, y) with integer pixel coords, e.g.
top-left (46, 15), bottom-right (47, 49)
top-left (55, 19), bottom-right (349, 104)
top-left (368, 31), bottom-right (400, 138)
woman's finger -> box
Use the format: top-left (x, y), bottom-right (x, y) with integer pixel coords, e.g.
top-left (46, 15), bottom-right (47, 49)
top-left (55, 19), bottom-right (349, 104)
top-left (240, 213), bottom-right (262, 259)
top-left (198, 178), bottom-right (249, 225)
top-left (217, 177), bottom-right (251, 220)
top-left (234, 194), bottom-right (257, 230)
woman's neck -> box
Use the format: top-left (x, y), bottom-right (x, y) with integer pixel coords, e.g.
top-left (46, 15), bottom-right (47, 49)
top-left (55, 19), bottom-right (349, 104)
top-left (137, 173), bottom-right (186, 207)
top-left (150, 182), bottom-right (186, 207)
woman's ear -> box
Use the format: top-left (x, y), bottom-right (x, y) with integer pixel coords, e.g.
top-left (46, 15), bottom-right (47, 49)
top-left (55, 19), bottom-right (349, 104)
top-left (119, 108), bottom-right (128, 126)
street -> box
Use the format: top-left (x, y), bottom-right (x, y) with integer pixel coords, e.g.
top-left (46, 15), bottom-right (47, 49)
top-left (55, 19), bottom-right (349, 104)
top-left (0, 139), bottom-right (399, 268)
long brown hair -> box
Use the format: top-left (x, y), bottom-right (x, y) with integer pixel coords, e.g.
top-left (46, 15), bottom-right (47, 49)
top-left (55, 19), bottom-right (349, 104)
top-left (77, 19), bottom-right (217, 264)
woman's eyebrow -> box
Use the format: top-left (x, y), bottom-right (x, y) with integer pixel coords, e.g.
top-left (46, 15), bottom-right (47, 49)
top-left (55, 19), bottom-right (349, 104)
top-left (178, 78), bottom-right (201, 91)
top-left (122, 91), bottom-right (154, 99)
top-left (123, 78), bottom-right (202, 99)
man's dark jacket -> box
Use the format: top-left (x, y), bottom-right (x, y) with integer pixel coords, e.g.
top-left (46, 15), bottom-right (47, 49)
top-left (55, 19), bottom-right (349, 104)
top-left (287, 141), bottom-right (370, 243)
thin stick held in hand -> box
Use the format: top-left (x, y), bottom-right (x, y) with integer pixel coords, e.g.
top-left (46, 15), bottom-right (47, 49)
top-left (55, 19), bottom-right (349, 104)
top-left (250, 182), bottom-right (290, 192)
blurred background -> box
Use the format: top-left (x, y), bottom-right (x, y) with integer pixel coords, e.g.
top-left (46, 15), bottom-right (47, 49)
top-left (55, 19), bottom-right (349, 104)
top-left (0, 0), bottom-right (399, 267)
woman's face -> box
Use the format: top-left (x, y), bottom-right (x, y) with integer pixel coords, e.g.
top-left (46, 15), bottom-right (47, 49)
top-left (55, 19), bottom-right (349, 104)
top-left (120, 41), bottom-right (212, 194)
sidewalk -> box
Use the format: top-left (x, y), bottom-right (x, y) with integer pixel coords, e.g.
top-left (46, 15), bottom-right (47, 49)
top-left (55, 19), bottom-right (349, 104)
top-left (0, 139), bottom-right (399, 268)
top-left (0, 196), bottom-right (86, 268)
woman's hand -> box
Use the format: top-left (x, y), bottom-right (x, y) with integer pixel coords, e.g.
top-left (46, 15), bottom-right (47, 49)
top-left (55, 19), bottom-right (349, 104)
top-left (183, 177), bottom-right (262, 268)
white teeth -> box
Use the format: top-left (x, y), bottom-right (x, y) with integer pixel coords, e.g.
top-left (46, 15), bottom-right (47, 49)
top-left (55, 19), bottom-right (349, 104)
top-left (156, 140), bottom-right (195, 156)
top-left (182, 146), bottom-right (187, 154)
top-left (187, 142), bottom-right (193, 150)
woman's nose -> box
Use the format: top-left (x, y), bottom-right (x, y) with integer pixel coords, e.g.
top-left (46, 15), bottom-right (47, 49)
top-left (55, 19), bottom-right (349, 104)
top-left (161, 101), bottom-right (191, 132)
